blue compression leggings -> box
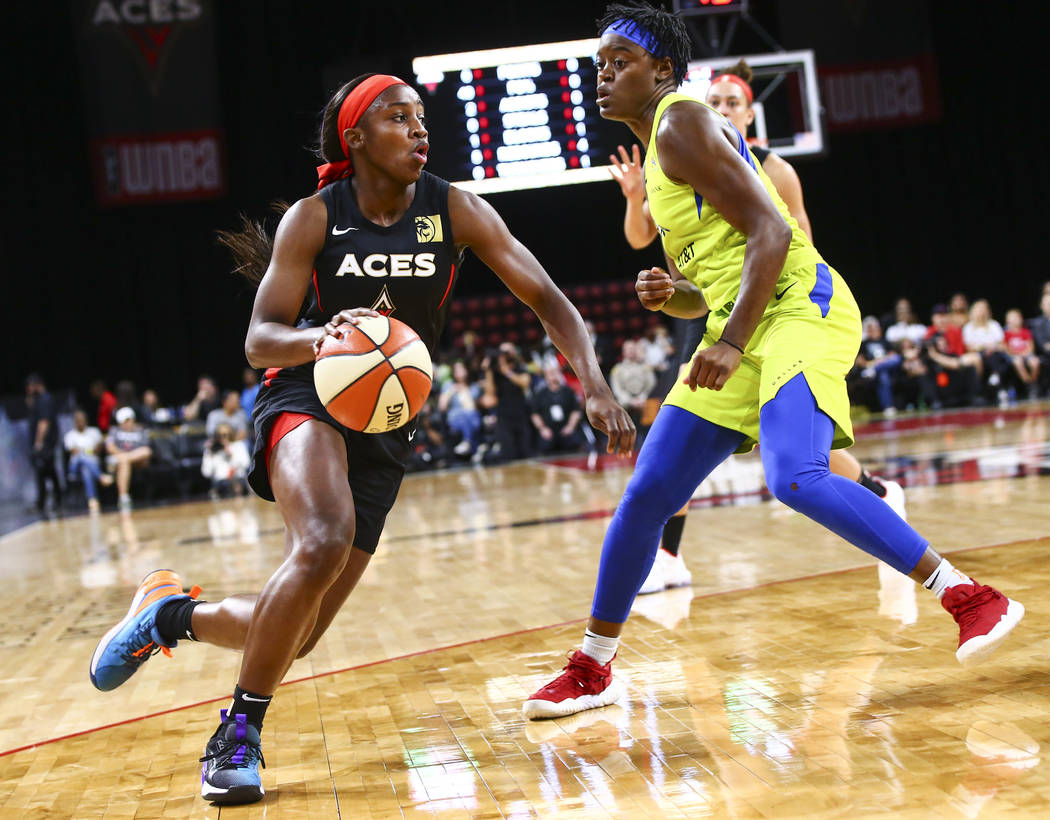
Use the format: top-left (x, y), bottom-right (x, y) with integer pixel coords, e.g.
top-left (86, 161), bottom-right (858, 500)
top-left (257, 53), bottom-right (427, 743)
top-left (591, 373), bottom-right (929, 623)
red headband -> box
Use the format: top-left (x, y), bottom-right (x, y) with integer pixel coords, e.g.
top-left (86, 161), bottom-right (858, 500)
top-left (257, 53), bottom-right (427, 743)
top-left (710, 73), bottom-right (753, 103)
top-left (316, 74), bottom-right (409, 190)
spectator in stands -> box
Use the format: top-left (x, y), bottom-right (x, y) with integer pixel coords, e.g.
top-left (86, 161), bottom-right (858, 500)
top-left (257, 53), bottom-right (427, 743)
top-left (115, 380), bottom-right (141, 417)
top-left (103, 406), bottom-right (152, 512)
top-left (90, 379), bottom-right (117, 433)
top-left (531, 363), bottom-right (586, 454)
top-left (1003, 309), bottom-right (1041, 400)
top-left (201, 422), bottom-right (250, 498)
top-left (241, 368), bottom-right (260, 419)
top-left (64, 409), bottom-right (104, 512)
top-left (895, 337), bottom-right (938, 410)
top-left (482, 342), bottom-right (533, 462)
top-left (610, 339), bottom-right (657, 430)
top-left (884, 298), bottom-right (928, 348)
top-left (25, 373), bottom-right (62, 515)
top-left (141, 388), bottom-right (176, 427)
top-left (438, 360), bottom-right (482, 457)
top-left (850, 317), bottom-right (901, 415)
top-left (962, 299), bottom-right (1011, 404)
top-left (948, 292), bottom-right (970, 328)
top-left (1030, 291), bottom-right (1050, 394)
top-left (925, 304), bottom-right (982, 407)
top-left (182, 375), bottom-right (220, 423)
top-left (585, 319), bottom-right (617, 379)
top-left (206, 390), bottom-right (250, 440)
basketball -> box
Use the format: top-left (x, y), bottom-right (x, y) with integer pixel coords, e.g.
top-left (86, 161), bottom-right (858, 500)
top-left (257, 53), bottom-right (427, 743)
top-left (313, 316), bottom-right (433, 433)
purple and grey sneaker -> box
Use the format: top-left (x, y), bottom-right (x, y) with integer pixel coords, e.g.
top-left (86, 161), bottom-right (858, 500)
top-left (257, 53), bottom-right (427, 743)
top-left (199, 709), bottom-right (265, 804)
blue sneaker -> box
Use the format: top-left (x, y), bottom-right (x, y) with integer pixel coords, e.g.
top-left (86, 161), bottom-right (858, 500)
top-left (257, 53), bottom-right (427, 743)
top-left (200, 710), bottom-right (266, 804)
top-left (89, 569), bottom-right (201, 691)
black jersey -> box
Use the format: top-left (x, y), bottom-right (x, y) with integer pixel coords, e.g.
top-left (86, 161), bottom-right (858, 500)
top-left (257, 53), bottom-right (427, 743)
top-left (264, 171), bottom-right (463, 389)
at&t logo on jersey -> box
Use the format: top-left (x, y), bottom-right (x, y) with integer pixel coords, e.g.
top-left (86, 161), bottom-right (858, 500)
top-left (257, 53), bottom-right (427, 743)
top-left (334, 253), bottom-right (436, 278)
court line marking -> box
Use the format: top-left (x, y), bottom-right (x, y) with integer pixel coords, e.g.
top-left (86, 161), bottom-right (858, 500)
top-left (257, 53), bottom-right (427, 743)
top-left (1, 534), bottom-right (1041, 760)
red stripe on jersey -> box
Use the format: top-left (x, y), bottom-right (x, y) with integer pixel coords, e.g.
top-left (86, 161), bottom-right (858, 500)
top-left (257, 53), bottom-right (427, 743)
top-left (312, 268), bottom-right (322, 313)
top-left (263, 367), bottom-right (282, 387)
top-left (437, 262), bottom-right (456, 309)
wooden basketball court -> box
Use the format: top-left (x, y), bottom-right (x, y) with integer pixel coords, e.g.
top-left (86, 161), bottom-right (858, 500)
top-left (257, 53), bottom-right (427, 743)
top-left (1, 405), bottom-right (1048, 818)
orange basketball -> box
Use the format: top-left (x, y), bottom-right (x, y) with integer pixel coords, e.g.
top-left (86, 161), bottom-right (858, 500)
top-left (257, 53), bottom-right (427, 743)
top-left (313, 316), bottom-right (433, 433)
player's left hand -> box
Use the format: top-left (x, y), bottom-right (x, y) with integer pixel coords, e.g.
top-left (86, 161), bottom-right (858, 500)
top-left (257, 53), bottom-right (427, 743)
top-left (685, 340), bottom-right (743, 391)
top-left (584, 394), bottom-right (636, 457)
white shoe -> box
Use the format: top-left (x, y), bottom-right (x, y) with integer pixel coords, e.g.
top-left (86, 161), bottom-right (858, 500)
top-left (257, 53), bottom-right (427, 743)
top-left (874, 477), bottom-right (907, 521)
top-left (660, 552), bottom-right (692, 589)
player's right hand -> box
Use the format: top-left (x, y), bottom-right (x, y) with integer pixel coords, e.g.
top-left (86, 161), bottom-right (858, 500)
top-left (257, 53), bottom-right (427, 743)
top-left (607, 144), bottom-right (645, 200)
top-left (635, 267), bottom-right (675, 311)
top-left (314, 307), bottom-right (381, 355)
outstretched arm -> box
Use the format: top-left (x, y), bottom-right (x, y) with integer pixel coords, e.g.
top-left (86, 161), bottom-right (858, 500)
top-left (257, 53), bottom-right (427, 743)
top-left (449, 187), bottom-right (636, 455)
top-left (608, 144), bottom-right (658, 249)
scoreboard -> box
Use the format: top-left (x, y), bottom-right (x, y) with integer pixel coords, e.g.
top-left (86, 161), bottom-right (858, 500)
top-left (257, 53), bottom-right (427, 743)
top-left (412, 40), bottom-right (822, 193)
top-left (412, 39), bottom-right (622, 194)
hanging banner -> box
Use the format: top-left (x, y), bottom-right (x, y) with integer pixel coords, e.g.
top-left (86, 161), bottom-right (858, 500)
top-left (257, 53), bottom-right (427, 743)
top-left (73, 0), bottom-right (226, 206)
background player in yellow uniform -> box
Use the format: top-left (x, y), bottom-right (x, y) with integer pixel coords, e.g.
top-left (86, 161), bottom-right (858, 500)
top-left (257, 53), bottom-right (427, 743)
top-left (525, 0), bottom-right (1023, 719)
top-left (608, 60), bottom-right (906, 595)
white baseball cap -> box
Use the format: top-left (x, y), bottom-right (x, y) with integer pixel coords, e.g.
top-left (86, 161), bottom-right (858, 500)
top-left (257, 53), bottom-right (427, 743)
top-left (115, 407), bottom-right (136, 424)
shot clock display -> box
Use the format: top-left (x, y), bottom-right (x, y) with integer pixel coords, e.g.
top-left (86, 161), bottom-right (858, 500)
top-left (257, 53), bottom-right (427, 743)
top-left (413, 40), bottom-right (822, 194)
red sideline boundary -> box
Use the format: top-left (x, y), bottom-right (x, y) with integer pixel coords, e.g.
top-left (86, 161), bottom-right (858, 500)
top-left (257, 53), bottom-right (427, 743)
top-left (2, 535), bottom-right (1038, 760)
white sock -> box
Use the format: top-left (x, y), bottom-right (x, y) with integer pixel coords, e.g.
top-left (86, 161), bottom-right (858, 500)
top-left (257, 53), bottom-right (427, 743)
top-left (922, 558), bottom-right (971, 599)
top-left (581, 629), bottom-right (619, 665)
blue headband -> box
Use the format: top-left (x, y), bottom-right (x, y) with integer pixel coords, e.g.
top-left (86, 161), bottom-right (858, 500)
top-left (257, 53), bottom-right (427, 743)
top-left (604, 18), bottom-right (668, 58)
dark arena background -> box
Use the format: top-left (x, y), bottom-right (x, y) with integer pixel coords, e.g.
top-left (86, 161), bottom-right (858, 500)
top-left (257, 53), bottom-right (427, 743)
top-left (1, 0), bottom-right (1045, 401)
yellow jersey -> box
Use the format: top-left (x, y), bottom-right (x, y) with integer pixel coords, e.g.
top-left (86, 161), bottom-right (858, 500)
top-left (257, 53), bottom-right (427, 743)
top-left (644, 92), bottom-right (824, 318)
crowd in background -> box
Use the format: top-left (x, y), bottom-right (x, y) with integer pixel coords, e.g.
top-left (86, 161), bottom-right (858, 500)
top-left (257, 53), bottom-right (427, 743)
top-left (16, 281), bottom-right (1050, 516)
top-left (849, 286), bottom-right (1050, 416)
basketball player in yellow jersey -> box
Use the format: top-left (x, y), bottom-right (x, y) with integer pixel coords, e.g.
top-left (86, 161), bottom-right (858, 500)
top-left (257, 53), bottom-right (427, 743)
top-left (608, 63), bottom-right (905, 595)
top-left (524, 1), bottom-right (1023, 720)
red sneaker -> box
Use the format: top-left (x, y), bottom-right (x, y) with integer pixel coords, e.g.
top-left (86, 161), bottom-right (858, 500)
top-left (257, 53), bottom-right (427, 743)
top-left (523, 650), bottom-right (626, 720)
top-left (942, 583), bottom-right (1024, 665)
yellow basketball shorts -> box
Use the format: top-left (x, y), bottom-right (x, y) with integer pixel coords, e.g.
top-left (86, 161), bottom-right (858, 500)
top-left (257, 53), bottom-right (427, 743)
top-left (664, 263), bottom-right (861, 453)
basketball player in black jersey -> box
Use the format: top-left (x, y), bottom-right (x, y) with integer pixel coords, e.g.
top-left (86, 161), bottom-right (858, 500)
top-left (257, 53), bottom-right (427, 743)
top-left (89, 73), bottom-right (635, 805)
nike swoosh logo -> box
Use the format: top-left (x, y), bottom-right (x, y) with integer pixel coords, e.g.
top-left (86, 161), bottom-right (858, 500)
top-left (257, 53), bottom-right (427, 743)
top-left (240, 693), bottom-right (271, 702)
top-left (408, 429), bottom-right (416, 441)
top-left (332, 225), bottom-right (358, 235)
top-left (775, 282), bottom-right (797, 300)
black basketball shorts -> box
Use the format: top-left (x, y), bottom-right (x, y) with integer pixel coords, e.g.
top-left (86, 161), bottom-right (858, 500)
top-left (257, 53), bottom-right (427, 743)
top-left (248, 373), bottom-right (414, 554)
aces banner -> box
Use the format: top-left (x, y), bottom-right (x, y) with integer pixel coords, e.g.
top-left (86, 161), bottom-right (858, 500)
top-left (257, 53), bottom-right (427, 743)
top-left (73, 0), bottom-right (226, 206)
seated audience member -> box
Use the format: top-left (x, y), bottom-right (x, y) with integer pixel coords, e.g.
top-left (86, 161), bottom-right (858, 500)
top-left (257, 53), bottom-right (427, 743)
top-left (962, 299), bottom-right (1011, 403)
top-left (438, 360), bottom-right (482, 456)
top-left (90, 379), bottom-right (117, 433)
top-left (610, 339), bottom-right (657, 430)
top-left (140, 388), bottom-right (175, 426)
top-left (948, 292), bottom-right (970, 328)
top-left (103, 407), bottom-right (152, 511)
top-left (241, 367), bottom-right (260, 418)
top-left (182, 375), bottom-right (220, 423)
top-left (884, 299), bottom-right (929, 347)
top-left (895, 338), bottom-right (938, 410)
top-left (925, 304), bottom-right (982, 407)
top-left (206, 390), bottom-right (250, 440)
top-left (64, 409), bottom-right (104, 512)
top-left (530, 363), bottom-right (587, 454)
top-left (850, 316), bottom-right (900, 414)
top-left (1030, 291), bottom-right (1050, 393)
top-left (201, 423), bottom-right (250, 498)
top-left (1003, 308), bottom-right (1041, 399)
